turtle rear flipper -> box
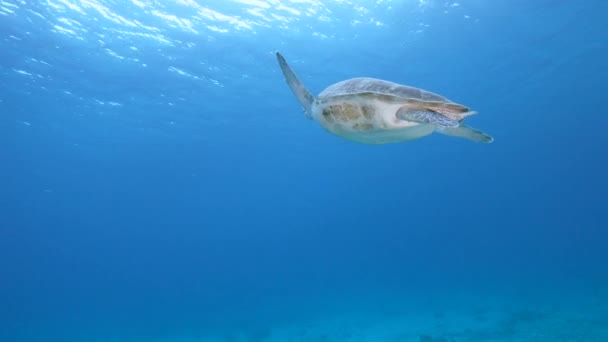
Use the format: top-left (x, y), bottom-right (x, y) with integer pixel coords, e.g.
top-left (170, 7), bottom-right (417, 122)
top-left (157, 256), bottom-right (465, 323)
top-left (436, 125), bottom-right (493, 143)
top-left (396, 107), bottom-right (460, 127)
top-left (403, 98), bottom-right (477, 121)
top-left (397, 107), bottom-right (493, 143)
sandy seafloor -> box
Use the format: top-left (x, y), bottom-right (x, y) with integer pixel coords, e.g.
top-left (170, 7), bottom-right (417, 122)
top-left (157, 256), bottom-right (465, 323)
top-left (82, 290), bottom-right (607, 342)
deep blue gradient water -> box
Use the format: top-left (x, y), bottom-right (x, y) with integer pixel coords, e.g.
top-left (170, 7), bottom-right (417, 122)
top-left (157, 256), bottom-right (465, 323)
top-left (1, 1), bottom-right (608, 341)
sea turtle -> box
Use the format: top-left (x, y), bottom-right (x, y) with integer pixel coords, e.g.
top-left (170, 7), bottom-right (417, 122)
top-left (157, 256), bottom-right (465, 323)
top-left (276, 52), bottom-right (493, 144)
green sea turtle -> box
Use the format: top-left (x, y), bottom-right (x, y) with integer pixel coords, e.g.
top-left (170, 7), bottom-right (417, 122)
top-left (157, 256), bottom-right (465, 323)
top-left (276, 52), bottom-right (493, 144)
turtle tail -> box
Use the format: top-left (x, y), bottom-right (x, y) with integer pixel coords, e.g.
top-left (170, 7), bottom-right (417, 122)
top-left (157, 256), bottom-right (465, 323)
top-left (276, 52), bottom-right (315, 118)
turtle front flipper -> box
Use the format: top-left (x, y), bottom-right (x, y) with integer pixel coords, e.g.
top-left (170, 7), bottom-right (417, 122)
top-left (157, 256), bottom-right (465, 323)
top-left (396, 107), bottom-right (493, 143)
top-left (276, 52), bottom-right (315, 118)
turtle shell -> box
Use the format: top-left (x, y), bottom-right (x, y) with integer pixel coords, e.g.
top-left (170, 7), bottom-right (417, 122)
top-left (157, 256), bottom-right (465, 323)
top-left (318, 77), bottom-right (473, 121)
top-left (318, 77), bottom-right (449, 102)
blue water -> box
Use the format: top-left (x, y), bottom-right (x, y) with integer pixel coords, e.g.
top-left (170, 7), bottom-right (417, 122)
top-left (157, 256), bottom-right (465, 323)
top-left (1, 1), bottom-right (607, 341)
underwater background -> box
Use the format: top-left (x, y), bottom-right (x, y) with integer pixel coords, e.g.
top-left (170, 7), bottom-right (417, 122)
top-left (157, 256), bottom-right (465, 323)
top-left (1, 0), bottom-right (607, 341)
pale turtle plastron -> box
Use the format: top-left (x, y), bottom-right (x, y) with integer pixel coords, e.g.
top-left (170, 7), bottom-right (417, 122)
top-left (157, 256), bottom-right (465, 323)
top-left (276, 52), bottom-right (493, 144)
